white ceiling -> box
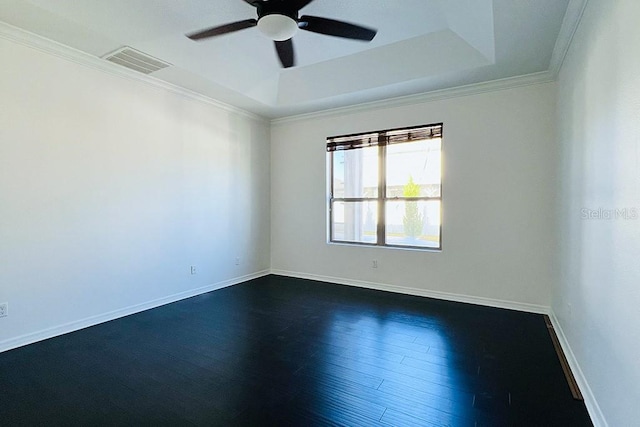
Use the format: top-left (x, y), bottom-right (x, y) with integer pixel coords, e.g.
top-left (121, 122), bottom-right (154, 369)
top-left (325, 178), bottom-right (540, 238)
top-left (1, 0), bottom-right (571, 118)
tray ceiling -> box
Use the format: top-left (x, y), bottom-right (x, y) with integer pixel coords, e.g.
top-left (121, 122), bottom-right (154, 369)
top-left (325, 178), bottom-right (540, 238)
top-left (1, 0), bottom-right (572, 118)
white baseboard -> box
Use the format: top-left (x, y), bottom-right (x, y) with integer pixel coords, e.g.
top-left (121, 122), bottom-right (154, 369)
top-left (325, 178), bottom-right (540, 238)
top-left (0, 270), bottom-right (270, 353)
top-left (270, 269), bottom-right (549, 314)
top-left (2, 269), bottom-right (605, 426)
top-left (548, 311), bottom-right (608, 427)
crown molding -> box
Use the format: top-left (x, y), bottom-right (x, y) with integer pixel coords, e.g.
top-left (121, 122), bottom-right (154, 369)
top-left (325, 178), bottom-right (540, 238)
top-left (271, 71), bottom-right (555, 125)
top-left (2, 0), bottom-right (589, 126)
top-left (0, 21), bottom-right (268, 123)
top-left (549, 0), bottom-right (589, 77)
top-left (271, 0), bottom-right (589, 125)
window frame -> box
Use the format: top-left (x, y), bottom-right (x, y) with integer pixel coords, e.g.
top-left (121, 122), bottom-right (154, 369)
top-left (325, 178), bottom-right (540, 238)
top-left (327, 123), bottom-right (443, 251)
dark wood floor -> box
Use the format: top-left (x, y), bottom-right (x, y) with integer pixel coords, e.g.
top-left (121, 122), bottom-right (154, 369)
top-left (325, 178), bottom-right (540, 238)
top-left (1, 275), bottom-right (592, 426)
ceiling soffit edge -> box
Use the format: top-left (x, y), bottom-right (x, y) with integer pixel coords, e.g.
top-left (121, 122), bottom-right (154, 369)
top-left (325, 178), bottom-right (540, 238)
top-left (270, 71), bottom-right (555, 126)
top-left (548, 0), bottom-right (589, 76)
top-left (1, 0), bottom-right (588, 123)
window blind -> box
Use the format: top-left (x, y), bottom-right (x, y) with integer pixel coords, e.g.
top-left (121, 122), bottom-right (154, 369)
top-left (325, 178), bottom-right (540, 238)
top-left (326, 123), bottom-right (442, 152)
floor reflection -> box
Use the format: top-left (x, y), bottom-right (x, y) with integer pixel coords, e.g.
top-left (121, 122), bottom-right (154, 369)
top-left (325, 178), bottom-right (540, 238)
top-left (307, 308), bottom-right (477, 425)
top-left (0, 276), bottom-right (593, 426)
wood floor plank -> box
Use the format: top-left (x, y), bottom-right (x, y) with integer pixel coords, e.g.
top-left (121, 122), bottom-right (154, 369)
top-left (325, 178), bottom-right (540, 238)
top-left (0, 275), bottom-right (593, 426)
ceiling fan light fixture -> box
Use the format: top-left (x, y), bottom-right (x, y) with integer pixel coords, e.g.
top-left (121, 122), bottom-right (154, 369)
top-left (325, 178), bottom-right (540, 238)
top-left (186, 0), bottom-right (378, 68)
top-left (257, 14), bottom-right (298, 41)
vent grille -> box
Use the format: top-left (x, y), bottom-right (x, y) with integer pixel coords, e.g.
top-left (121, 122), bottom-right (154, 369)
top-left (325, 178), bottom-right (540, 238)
top-left (102, 47), bottom-right (171, 74)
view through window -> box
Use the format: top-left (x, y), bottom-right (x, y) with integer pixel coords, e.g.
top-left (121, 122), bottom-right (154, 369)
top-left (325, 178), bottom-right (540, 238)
top-left (327, 123), bottom-right (442, 249)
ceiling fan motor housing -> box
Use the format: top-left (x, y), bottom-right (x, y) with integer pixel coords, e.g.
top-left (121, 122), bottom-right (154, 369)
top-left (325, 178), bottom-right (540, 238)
top-left (187, 0), bottom-right (377, 67)
top-left (256, 2), bottom-right (299, 21)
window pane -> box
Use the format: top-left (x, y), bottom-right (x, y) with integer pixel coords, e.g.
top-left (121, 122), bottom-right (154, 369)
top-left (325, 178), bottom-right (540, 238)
top-left (331, 201), bottom-right (378, 244)
top-left (385, 200), bottom-right (441, 248)
top-left (386, 138), bottom-right (441, 198)
top-left (332, 147), bottom-right (378, 198)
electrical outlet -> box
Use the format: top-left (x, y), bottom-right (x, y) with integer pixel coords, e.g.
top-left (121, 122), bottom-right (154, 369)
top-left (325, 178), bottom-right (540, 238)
top-left (372, 260), bottom-right (378, 269)
top-left (235, 257), bottom-right (240, 266)
top-left (0, 302), bottom-right (7, 318)
top-left (190, 266), bottom-right (197, 275)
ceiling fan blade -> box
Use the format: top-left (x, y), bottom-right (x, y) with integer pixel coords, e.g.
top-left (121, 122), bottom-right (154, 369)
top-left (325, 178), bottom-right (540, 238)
top-left (298, 15), bottom-right (377, 41)
top-left (187, 19), bottom-right (257, 40)
top-left (275, 39), bottom-right (295, 68)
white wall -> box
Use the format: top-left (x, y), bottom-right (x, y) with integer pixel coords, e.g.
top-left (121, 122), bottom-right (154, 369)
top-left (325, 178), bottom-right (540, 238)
top-left (554, 0), bottom-right (640, 425)
top-left (271, 83), bottom-right (557, 309)
top-left (0, 37), bottom-right (271, 350)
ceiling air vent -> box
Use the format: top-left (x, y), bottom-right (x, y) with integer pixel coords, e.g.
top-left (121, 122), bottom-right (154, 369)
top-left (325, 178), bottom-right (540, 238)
top-left (102, 47), bottom-right (171, 75)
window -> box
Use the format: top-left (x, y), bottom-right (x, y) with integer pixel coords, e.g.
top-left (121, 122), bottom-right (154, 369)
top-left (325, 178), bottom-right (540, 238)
top-left (327, 123), bottom-right (442, 250)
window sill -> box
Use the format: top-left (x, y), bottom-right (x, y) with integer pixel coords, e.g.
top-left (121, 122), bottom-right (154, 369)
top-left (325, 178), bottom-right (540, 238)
top-left (327, 240), bottom-right (442, 252)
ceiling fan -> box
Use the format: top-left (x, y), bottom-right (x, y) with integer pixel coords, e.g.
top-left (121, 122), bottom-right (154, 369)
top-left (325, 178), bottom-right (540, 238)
top-left (186, 0), bottom-right (377, 68)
